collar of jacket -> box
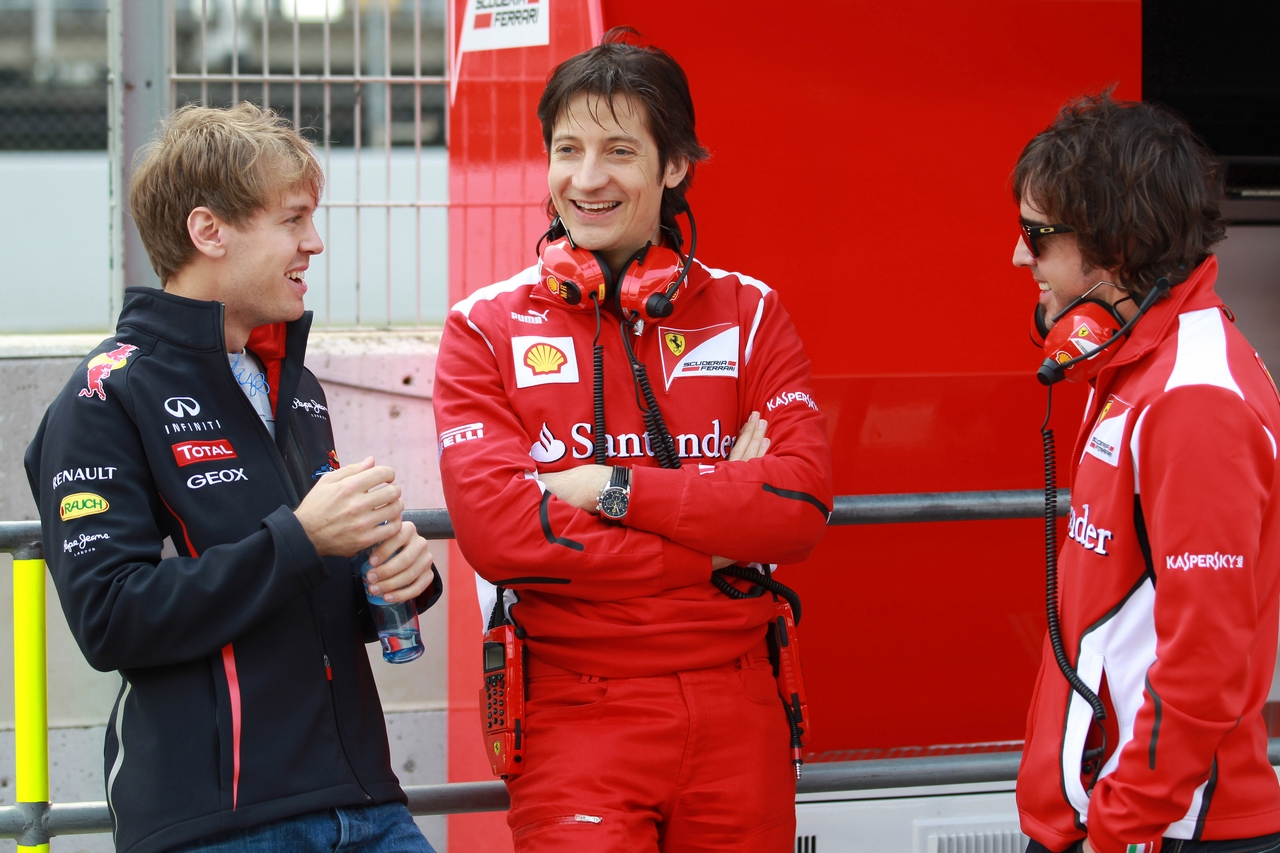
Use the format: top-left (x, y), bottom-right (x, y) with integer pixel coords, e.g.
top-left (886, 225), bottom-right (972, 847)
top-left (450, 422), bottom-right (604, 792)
top-left (118, 285), bottom-right (312, 356)
top-left (1092, 254), bottom-right (1223, 389)
top-left (117, 286), bottom-right (314, 447)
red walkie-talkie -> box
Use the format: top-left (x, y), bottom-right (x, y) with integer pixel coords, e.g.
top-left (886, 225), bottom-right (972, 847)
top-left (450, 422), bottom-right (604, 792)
top-left (771, 595), bottom-right (810, 778)
top-left (480, 586), bottom-right (526, 778)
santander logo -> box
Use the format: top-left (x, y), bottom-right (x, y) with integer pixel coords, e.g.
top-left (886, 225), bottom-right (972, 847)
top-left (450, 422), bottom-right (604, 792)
top-left (529, 422), bottom-right (566, 463)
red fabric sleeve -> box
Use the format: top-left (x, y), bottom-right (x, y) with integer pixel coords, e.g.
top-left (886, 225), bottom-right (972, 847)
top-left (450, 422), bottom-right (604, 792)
top-left (434, 309), bottom-right (712, 600)
top-left (624, 289), bottom-right (833, 564)
top-left (1088, 385), bottom-right (1274, 853)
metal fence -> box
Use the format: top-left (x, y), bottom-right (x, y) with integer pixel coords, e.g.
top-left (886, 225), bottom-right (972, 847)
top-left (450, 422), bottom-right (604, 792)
top-left (0, 488), bottom-right (1058, 844)
top-left (110, 0), bottom-right (450, 328)
top-left (7, 490), bottom-right (1278, 844)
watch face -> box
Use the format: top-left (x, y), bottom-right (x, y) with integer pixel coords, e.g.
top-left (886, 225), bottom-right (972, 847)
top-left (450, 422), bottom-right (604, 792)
top-left (600, 488), bottom-right (629, 519)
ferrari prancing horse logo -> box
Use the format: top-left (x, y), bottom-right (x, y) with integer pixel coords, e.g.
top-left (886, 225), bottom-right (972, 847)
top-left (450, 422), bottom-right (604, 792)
top-left (665, 332), bottom-right (685, 356)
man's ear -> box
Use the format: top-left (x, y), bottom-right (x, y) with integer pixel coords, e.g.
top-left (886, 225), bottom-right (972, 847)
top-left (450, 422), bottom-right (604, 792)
top-left (187, 206), bottom-right (228, 259)
top-left (662, 156), bottom-right (689, 190)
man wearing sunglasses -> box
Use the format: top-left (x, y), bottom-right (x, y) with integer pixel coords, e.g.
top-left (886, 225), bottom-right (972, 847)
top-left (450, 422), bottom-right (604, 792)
top-left (1011, 93), bottom-right (1280, 853)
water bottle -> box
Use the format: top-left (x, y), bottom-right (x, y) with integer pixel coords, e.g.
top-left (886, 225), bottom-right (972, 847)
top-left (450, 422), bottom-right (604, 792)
top-left (360, 553), bottom-right (425, 663)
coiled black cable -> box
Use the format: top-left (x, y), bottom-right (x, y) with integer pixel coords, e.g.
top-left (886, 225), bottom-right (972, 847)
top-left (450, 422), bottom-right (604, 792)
top-left (712, 564), bottom-right (803, 624)
top-left (590, 295), bottom-right (607, 465)
top-left (618, 319), bottom-right (681, 469)
top-left (1042, 387), bottom-right (1109, 791)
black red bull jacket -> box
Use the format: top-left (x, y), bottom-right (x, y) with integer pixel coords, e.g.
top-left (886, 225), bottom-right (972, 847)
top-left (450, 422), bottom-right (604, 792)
top-left (433, 258), bottom-right (833, 678)
top-left (1016, 257), bottom-right (1280, 853)
top-left (24, 287), bottom-right (441, 853)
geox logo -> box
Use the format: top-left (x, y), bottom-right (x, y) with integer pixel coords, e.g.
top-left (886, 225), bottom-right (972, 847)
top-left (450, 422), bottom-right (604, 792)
top-left (1166, 552), bottom-right (1244, 570)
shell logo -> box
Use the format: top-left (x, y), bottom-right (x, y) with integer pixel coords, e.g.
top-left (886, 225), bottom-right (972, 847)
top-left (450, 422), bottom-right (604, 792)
top-left (524, 343), bottom-right (567, 375)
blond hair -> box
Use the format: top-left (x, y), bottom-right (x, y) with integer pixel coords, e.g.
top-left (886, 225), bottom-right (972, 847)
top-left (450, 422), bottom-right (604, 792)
top-left (129, 102), bottom-right (324, 283)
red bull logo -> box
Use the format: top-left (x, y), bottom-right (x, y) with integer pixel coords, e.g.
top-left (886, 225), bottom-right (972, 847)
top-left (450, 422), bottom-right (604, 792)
top-left (79, 342), bottom-right (138, 401)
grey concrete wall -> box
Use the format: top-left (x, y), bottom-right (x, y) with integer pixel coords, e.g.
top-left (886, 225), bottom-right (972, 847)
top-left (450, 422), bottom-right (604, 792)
top-left (0, 331), bottom-right (449, 851)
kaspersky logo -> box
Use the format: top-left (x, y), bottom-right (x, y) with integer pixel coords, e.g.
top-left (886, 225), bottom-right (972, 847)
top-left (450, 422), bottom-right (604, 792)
top-left (60, 492), bottom-right (109, 521)
top-left (78, 342), bottom-right (138, 401)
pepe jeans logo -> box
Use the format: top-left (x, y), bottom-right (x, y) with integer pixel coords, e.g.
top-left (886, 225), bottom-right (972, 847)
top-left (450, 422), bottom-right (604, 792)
top-left (64, 532), bottom-right (110, 557)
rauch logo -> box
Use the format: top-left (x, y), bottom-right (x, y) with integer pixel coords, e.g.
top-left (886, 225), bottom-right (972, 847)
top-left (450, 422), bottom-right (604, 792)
top-left (60, 492), bottom-right (109, 521)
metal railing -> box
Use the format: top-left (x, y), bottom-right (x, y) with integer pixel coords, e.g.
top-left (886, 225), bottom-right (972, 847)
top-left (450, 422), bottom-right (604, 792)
top-left (0, 488), bottom-right (1061, 843)
top-left (9, 488), bottom-right (1272, 842)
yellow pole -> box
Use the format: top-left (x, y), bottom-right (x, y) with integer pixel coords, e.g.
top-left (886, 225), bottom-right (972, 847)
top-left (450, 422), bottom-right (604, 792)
top-left (13, 545), bottom-right (49, 853)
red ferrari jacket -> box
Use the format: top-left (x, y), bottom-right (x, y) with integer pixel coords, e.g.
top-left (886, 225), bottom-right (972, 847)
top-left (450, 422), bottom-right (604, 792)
top-left (1017, 256), bottom-right (1280, 853)
top-left (433, 258), bottom-right (832, 677)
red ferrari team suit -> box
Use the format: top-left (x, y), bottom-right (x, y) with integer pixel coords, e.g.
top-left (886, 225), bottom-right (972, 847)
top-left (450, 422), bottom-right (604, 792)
top-left (1017, 256), bottom-right (1280, 853)
top-left (433, 255), bottom-right (832, 851)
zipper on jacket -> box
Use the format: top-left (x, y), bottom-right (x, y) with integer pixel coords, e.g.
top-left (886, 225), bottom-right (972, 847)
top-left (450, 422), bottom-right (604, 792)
top-left (305, 595), bottom-right (374, 802)
top-left (213, 303), bottom-right (301, 507)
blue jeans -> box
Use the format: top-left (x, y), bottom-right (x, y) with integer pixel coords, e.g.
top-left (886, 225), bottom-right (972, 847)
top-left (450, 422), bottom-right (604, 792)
top-left (166, 801), bottom-right (437, 853)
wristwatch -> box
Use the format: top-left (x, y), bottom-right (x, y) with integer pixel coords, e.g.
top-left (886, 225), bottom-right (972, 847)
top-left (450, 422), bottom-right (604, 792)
top-left (596, 466), bottom-right (632, 521)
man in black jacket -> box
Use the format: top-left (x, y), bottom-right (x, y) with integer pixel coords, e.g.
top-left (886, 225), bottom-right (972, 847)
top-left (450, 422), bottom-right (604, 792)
top-left (25, 103), bottom-right (441, 853)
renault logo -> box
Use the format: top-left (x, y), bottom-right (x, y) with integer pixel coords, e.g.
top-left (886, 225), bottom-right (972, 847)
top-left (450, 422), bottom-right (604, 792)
top-left (164, 396), bottom-right (201, 417)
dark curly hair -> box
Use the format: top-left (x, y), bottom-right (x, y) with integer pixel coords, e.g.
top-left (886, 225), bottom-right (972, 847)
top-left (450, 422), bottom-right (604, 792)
top-left (537, 27), bottom-right (710, 250)
top-left (1013, 90), bottom-right (1225, 297)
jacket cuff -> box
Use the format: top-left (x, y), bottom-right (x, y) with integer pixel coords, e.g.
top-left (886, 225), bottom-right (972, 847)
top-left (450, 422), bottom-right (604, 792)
top-left (265, 505), bottom-right (329, 590)
top-left (625, 465), bottom-right (687, 538)
top-left (660, 538), bottom-right (712, 590)
top-left (414, 563), bottom-right (444, 615)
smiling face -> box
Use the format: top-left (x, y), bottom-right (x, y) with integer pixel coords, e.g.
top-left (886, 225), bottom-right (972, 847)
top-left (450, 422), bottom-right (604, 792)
top-left (1013, 198), bottom-right (1130, 324)
top-left (220, 186), bottom-right (322, 342)
top-left (547, 92), bottom-right (688, 275)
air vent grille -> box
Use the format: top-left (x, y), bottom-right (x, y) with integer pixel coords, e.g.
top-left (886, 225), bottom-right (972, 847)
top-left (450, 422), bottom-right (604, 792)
top-left (927, 829), bottom-right (1025, 853)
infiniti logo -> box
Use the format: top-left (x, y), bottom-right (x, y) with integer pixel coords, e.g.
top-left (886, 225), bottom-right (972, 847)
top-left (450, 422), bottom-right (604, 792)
top-left (164, 396), bottom-right (201, 417)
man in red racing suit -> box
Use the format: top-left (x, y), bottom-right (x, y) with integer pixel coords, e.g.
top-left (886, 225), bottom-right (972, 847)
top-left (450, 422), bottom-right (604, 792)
top-left (433, 31), bottom-right (832, 853)
top-left (1012, 94), bottom-right (1280, 853)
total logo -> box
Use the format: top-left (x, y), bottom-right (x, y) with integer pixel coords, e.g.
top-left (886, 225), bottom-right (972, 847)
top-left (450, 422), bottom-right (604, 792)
top-left (187, 468), bottom-right (248, 489)
top-left (172, 439), bottom-right (238, 468)
top-left (60, 492), bottom-right (109, 521)
top-left (512, 336), bottom-right (579, 388)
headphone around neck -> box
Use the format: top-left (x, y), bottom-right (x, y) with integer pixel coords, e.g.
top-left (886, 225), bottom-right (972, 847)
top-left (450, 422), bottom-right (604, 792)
top-left (538, 205), bottom-right (698, 323)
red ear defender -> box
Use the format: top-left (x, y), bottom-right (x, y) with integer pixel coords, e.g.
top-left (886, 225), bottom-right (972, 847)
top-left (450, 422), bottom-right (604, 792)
top-left (539, 238), bottom-right (607, 307)
top-left (1040, 300), bottom-right (1124, 384)
top-left (618, 244), bottom-right (685, 321)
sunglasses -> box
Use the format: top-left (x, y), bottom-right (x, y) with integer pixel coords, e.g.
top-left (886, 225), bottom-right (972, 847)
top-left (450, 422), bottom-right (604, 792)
top-left (1020, 222), bottom-right (1074, 258)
